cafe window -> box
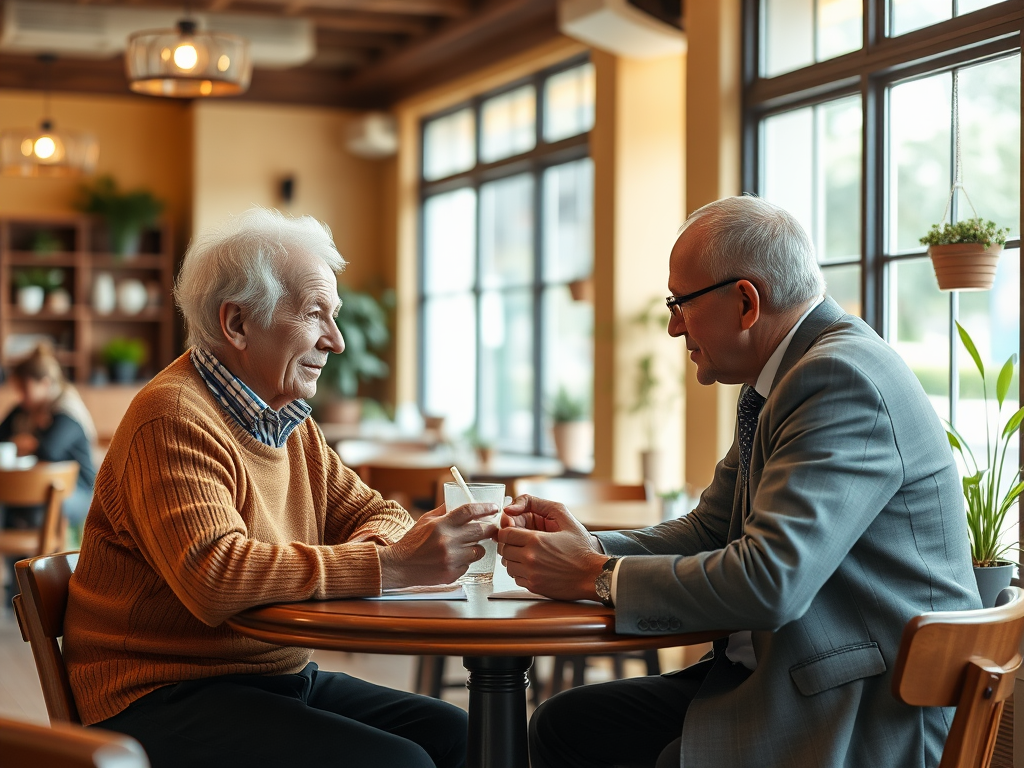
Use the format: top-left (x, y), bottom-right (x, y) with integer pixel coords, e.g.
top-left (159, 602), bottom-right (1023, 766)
top-left (746, 1), bottom-right (1022, 547)
top-left (419, 58), bottom-right (595, 455)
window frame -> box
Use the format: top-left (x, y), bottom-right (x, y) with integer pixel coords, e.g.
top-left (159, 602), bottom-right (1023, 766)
top-left (417, 54), bottom-right (593, 455)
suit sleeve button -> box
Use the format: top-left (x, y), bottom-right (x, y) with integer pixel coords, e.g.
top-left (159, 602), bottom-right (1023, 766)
top-left (638, 619), bottom-right (650, 631)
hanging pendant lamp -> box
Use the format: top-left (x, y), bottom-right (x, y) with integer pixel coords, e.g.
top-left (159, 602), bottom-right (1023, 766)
top-left (0, 55), bottom-right (99, 178)
top-left (126, 19), bottom-right (252, 98)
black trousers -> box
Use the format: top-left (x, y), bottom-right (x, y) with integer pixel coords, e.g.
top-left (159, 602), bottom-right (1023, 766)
top-left (529, 658), bottom-right (714, 768)
top-left (94, 662), bottom-right (467, 768)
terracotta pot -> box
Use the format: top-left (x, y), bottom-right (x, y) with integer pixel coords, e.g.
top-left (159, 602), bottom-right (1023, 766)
top-left (928, 243), bottom-right (1002, 291)
top-left (320, 398), bottom-right (362, 425)
top-left (552, 420), bottom-right (593, 471)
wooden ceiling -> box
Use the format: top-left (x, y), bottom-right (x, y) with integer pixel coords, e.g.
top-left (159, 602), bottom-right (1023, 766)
top-left (0, 0), bottom-right (563, 108)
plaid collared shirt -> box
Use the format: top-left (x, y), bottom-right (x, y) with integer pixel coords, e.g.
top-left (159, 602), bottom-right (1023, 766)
top-left (190, 347), bottom-right (311, 448)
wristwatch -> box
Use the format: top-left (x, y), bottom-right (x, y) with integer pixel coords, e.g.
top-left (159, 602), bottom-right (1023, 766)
top-left (594, 557), bottom-right (619, 607)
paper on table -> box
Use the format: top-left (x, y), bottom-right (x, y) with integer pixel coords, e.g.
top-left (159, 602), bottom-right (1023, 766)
top-left (487, 588), bottom-right (551, 601)
top-left (366, 584), bottom-right (468, 601)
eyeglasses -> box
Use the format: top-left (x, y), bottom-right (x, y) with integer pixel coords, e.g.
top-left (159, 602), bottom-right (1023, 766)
top-left (665, 278), bottom-right (742, 317)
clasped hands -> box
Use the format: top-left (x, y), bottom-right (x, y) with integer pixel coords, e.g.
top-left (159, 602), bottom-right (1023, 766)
top-left (497, 495), bottom-right (609, 602)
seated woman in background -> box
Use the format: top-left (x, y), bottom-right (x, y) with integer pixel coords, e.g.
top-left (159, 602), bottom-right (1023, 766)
top-left (0, 343), bottom-right (97, 527)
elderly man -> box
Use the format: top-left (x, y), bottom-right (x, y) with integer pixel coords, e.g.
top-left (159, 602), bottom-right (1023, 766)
top-left (63, 208), bottom-right (492, 768)
top-left (497, 196), bottom-right (980, 768)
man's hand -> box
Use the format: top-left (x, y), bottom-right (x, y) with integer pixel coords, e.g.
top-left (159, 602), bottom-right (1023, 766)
top-left (497, 495), bottom-right (608, 601)
top-left (11, 433), bottom-right (38, 457)
top-left (378, 503), bottom-right (499, 590)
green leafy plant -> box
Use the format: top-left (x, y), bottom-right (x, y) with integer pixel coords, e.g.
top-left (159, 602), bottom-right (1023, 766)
top-left (551, 387), bottom-right (589, 423)
top-left (101, 337), bottom-right (147, 366)
top-left (75, 175), bottom-right (164, 257)
top-left (628, 297), bottom-right (681, 449)
top-left (320, 286), bottom-right (393, 399)
top-left (945, 322), bottom-right (1024, 567)
top-left (14, 267), bottom-right (63, 291)
top-left (920, 218), bottom-right (1010, 248)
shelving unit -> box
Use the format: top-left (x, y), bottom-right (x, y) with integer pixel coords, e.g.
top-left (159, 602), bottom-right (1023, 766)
top-left (0, 214), bottom-right (176, 384)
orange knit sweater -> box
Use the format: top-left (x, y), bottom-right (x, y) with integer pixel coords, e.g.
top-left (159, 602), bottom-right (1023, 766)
top-left (63, 354), bottom-right (413, 725)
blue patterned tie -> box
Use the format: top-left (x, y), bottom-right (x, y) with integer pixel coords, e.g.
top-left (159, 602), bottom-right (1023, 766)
top-left (738, 386), bottom-right (766, 481)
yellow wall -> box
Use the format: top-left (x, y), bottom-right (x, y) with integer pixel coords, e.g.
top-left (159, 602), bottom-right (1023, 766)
top-left (192, 102), bottom-right (388, 293)
top-left (0, 90), bottom-right (192, 247)
top-left (682, 0), bottom-right (743, 489)
top-left (592, 51), bottom-right (685, 488)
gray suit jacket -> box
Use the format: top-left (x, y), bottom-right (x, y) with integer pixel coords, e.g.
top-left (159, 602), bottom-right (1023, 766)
top-left (596, 298), bottom-right (980, 768)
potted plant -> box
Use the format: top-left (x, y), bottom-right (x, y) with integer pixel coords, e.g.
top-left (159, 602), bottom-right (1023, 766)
top-left (465, 425), bottom-right (495, 466)
top-left (102, 337), bottom-right (147, 384)
top-left (551, 387), bottom-right (592, 472)
top-left (75, 175), bottom-right (164, 258)
top-left (945, 322), bottom-right (1024, 607)
top-left (920, 218), bottom-right (1010, 291)
top-left (14, 267), bottom-right (63, 314)
top-left (316, 286), bottom-right (393, 424)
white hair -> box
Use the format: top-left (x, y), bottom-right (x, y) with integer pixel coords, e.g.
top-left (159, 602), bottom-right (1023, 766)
top-left (683, 196), bottom-right (825, 312)
top-left (174, 207), bottom-right (346, 351)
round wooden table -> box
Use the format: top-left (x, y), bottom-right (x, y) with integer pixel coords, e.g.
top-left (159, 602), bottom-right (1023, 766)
top-left (227, 582), bottom-right (721, 768)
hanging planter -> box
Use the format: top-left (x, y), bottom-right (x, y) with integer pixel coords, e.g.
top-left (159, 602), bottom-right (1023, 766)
top-left (921, 220), bottom-right (1007, 291)
top-left (919, 69), bottom-right (1010, 293)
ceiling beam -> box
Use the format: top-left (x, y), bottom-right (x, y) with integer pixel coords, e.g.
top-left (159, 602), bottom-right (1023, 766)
top-left (337, 0), bottom-right (560, 105)
top-left (221, 0), bottom-right (469, 17)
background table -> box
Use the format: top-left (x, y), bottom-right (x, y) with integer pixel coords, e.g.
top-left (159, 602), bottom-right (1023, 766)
top-left (570, 499), bottom-right (666, 531)
top-left (227, 572), bottom-right (721, 768)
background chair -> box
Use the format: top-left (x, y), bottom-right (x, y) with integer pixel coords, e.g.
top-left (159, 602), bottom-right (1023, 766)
top-left (892, 585), bottom-right (1024, 768)
top-left (12, 551), bottom-right (80, 723)
top-left (357, 462), bottom-right (453, 516)
top-left (512, 476), bottom-right (659, 698)
top-left (0, 462), bottom-right (80, 561)
top-left (513, 476), bottom-right (649, 505)
top-left (0, 715), bottom-right (149, 768)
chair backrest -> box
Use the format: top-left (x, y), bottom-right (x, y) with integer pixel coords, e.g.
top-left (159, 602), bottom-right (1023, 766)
top-left (12, 551), bottom-right (80, 723)
top-left (891, 586), bottom-right (1024, 768)
top-left (358, 463), bottom-right (454, 513)
top-left (0, 715), bottom-right (149, 768)
top-left (513, 477), bottom-right (649, 505)
top-left (0, 462), bottom-right (80, 557)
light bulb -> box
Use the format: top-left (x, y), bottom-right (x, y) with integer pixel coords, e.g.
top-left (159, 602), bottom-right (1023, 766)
top-left (173, 43), bottom-right (198, 71)
top-left (217, 54), bottom-right (230, 72)
top-left (34, 136), bottom-right (56, 160)
top-left (20, 138), bottom-right (33, 157)
top-left (200, 81), bottom-right (212, 96)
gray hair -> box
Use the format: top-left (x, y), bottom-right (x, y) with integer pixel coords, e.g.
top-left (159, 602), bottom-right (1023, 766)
top-left (682, 196), bottom-right (825, 312)
top-left (174, 207), bottom-right (346, 351)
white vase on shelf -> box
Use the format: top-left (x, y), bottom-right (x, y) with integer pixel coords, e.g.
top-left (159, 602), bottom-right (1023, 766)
top-left (117, 279), bottom-right (148, 315)
top-left (92, 272), bottom-right (116, 315)
top-left (17, 285), bottom-right (44, 314)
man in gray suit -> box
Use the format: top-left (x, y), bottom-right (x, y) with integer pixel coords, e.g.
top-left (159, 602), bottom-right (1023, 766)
top-left (496, 196), bottom-right (980, 768)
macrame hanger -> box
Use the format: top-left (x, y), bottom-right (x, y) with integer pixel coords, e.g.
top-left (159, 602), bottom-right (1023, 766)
top-left (941, 69), bottom-right (980, 225)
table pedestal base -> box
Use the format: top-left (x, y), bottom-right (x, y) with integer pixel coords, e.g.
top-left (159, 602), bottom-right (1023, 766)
top-left (463, 655), bottom-right (533, 768)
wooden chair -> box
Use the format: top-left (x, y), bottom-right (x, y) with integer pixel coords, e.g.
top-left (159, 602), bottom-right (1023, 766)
top-left (0, 462), bottom-right (80, 560)
top-left (513, 476), bottom-right (649, 505)
top-left (12, 551), bottom-right (80, 723)
top-left (892, 585), bottom-right (1024, 768)
top-left (0, 715), bottom-right (149, 768)
top-left (512, 476), bottom-right (658, 698)
top-left (357, 463), bottom-right (453, 516)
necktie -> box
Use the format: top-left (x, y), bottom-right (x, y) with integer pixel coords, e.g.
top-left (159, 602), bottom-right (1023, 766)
top-left (738, 386), bottom-right (766, 481)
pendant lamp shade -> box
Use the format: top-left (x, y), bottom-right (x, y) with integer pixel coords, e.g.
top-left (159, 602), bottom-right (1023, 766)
top-left (126, 20), bottom-right (252, 98)
top-left (0, 121), bottom-right (99, 177)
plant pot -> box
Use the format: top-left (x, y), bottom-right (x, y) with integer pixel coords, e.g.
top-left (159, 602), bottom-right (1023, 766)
top-left (641, 449), bottom-right (662, 491)
top-left (320, 398), bottom-right (362, 425)
top-left (928, 243), bottom-right (1002, 291)
top-left (47, 288), bottom-right (71, 314)
top-left (109, 225), bottom-right (142, 259)
top-left (973, 562), bottom-right (1014, 608)
top-left (117, 278), bottom-right (148, 315)
top-left (92, 273), bottom-right (116, 315)
top-left (17, 285), bottom-right (44, 314)
top-left (568, 277), bottom-right (594, 303)
top-left (475, 446), bottom-right (494, 466)
top-left (552, 420), bottom-right (593, 472)
top-left (110, 361), bottom-right (138, 384)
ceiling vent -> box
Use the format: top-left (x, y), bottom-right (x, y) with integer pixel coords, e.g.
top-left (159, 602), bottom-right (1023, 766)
top-left (558, 0), bottom-right (686, 59)
top-left (0, 1), bottom-right (315, 68)
top-left (345, 113), bottom-right (399, 160)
